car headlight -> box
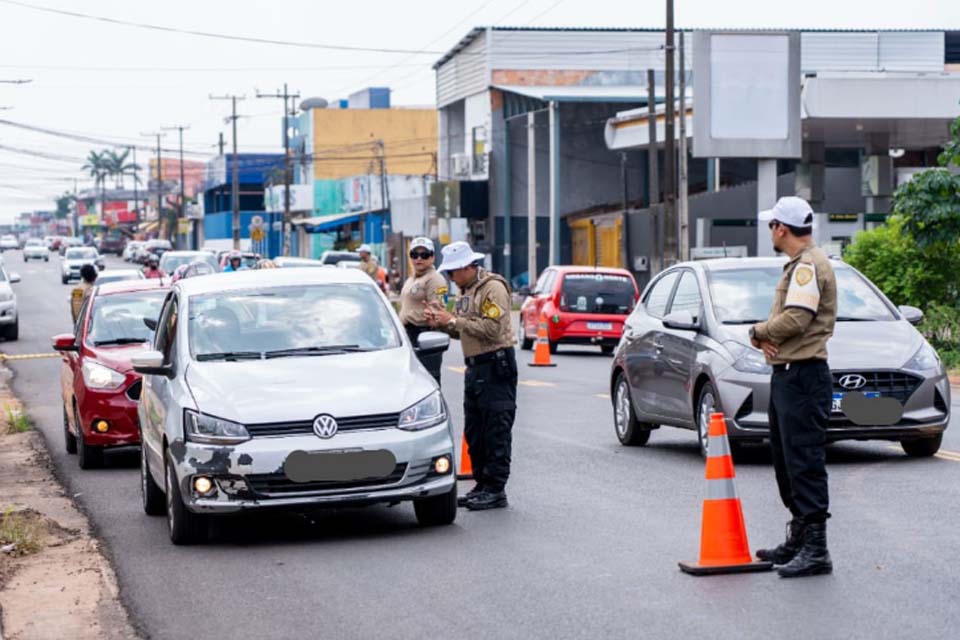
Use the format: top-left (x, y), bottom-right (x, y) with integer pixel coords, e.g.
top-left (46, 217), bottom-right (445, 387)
top-left (0, 291), bottom-right (12, 302)
top-left (904, 342), bottom-right (940, 371)
top-left (398, 391), bottom-right (447, 431)
top-left (81, 361), bottom-right (126, 390)
top-left (724, 341), bottom-right (773, 375)
top-left (184, 410), bottom-right (250, 445)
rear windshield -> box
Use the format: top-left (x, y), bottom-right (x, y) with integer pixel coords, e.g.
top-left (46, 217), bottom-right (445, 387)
top-left (66, 248), bottom-right (98, 260)
top-left (560, 273), bottom-right (635, 315)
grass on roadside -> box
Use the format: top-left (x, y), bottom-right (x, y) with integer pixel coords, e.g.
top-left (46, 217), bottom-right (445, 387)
top-left (2, 403), bottom-right (31, 434)
top-left (0, 507), bottom-right (47, 557)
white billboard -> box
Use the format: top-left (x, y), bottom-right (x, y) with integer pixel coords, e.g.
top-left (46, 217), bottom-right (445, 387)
top-left (265, 184), bottom-right (313, 213)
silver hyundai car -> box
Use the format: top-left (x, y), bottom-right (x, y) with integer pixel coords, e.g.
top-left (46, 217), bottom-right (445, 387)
top-left (610, 257), bottom-right (950, 458)
top-left (133, 268), bottom-right (456, 544)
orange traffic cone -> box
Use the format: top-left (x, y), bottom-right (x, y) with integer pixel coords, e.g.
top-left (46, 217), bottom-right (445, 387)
top-left (679, 412), bottom-right (773, 575)
top-left (528, 312), bottom-right (557, 367)
top-left (456, 432), bottom-right (473, 480)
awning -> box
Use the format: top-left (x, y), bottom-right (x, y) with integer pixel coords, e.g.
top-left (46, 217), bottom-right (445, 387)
top-left (292, 209), bottom-right (383, 232)
top-left (494, 84), bottom-right (653, 103)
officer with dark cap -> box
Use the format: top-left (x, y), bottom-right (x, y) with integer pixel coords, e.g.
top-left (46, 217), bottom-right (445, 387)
top-left (750, 196), bottom-right (837, 578)
top-left (425, 241), bottom-right (517, 511)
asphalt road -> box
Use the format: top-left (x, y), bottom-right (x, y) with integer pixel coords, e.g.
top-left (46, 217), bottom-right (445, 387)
top-left (3, 251), bottom-right (959, 640)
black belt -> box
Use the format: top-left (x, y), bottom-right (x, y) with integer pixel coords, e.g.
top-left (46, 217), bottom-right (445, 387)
top-left (772, 358), bottom-right (826, 372)
top-left (465, 347), bottom-right (514, 366)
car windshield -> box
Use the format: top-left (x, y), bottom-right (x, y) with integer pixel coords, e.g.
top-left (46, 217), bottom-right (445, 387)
top-left (188, 284), bottom-right (400, 359)
top-left (26, 239), bottom-right (42, 246)
top-left (86, 290), bottom-right (167, 346)
top-left (66, 248), bottom-right (98, 260)
top-left (161, 254), bottom-right (219, 273)
top-left (559, 273), bottom-right (635, 314)
top-left (707, 265), bottom-right (896, 323)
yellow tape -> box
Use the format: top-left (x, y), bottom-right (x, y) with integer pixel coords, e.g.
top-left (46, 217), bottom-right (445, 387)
top-left (0, 353), bottom-right (62, 361)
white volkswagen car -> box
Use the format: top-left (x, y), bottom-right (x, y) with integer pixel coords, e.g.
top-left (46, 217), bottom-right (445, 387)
top-left (22, 238), bottom-right (48, 262)
top-left (134, 268), bottom-right (455, 544)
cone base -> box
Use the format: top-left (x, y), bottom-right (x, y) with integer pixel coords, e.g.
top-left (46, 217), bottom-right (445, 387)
top-left (678, 559), bottom-right (774, 576)
top-left (527, 363), bottom-right (557, 367)
top-left (456, 473), bottom-right (474, 480)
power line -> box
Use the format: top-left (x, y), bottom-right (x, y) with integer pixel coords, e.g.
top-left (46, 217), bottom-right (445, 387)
top-left (525, 0), bottom-right (567, 25)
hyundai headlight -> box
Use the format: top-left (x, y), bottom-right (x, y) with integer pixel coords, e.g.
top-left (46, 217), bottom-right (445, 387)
top-left (724, 341), bottom-right (773, 375)
top-left (904, 342), bottom-right (940, 372)
top-left (81, 361), bottom-right (126, 389)
top-left (398, 391), bottom-right (447, 431)
top-left (184, 410), bottom-right (250, 444)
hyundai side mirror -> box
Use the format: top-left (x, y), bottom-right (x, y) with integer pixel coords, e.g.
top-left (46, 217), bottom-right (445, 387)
top-left (8, 272), bottom-right (21, 284)
top-left (662, 310), bottom-right (699, 332)
top-left (898, 305), bottom-right (923, 326)
top-left (51, 333), bottom-right (78, 352)
top-left (416, 331), bottom-right (450, 355)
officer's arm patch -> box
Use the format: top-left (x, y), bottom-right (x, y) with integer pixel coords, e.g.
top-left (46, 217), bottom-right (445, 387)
top-left (435, 286), bottom-right (448, 296)
top-left (481, 298), bottom-right (502, 320)
top-left (785, 262), bottom-right (820, 313)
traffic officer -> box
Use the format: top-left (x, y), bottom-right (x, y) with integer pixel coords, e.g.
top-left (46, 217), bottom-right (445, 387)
top-left (749, 196), bottom-right (837, 578)
top-left (425, 241), bottom-right (517, 511)
top-left (399, 237), bottom-right (448, 384)
top-left (70, 264), bottom-right (98, 323)
top-left (357, 244), bottom-right (379, 281)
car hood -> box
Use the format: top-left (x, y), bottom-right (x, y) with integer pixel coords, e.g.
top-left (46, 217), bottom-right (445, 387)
top-left (89, 342), bottom-right (152, 374)
top-left (184, 347), bottom-right (437, 423)
top-left (717, 320), bottom-right (924, 370)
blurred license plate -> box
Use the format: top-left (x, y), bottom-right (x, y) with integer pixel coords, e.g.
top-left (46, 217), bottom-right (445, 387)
top-left (832, 392), bottom-right (879, 413)
top-left (587, 322), bottom-right (613, 330)
top-left (283, 449), bottom-right (396, 484)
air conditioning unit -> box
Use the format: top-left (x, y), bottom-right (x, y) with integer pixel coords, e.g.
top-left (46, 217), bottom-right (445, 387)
top-left (451, 153), bottom-right (470, 177)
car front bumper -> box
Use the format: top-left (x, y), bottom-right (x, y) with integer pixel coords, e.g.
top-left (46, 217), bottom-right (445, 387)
top-left (77, 383), bottom-right (141, 447)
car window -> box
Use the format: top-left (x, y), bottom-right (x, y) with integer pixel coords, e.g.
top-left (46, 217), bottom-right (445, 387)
top-left (532, 270), bottom-right (552, 295)
top-left (160, 253), bottom-right (219, 273)
top-left (66, 248), bottom-right (98, 260)
top-left (644, 271), bottom-right (680, 319)
top-left (154, 295), bottom-right (179, 361)
top-left (560, 273), bottom-right (635, 314)
top-left (669, 271), bottom-right (703, 321)
top-left (86, 290), bottom-right (167, 346)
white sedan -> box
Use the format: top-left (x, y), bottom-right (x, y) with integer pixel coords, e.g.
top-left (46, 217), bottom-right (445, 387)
top-left (23, 239), bottom-right (48, 262)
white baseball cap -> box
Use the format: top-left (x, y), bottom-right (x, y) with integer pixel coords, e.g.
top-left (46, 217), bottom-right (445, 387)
top-left (438, 241), bottom-right (485, 272)
top-left (410, 237), bottom-right (435, 253)
top-left (759, 196), bottom-right (814, 228)
top-left (357, 244), bottom-right (372, 254)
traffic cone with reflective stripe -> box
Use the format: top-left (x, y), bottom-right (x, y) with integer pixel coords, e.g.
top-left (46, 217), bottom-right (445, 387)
top-left (679, 412), bottom-right (773, 575)
top-left (528, 312), bottom-right (557, 367)
top-left (456, 432), bottom-right (473, 480)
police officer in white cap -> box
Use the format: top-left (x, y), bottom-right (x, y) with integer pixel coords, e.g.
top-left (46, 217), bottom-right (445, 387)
top-left (750, 196), bottom-right (837, 578)
top-left (425, 241), bottom-right (516, 510)
top-left (357, 244), bottom-right (379, 281)
top-left (399, 237), bottom-right (448, 384)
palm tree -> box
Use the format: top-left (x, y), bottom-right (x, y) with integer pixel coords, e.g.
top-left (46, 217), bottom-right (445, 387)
top-left (82, 149), bottom-right (110, 222)
top-left (105, 148), bottom-right (141, 189)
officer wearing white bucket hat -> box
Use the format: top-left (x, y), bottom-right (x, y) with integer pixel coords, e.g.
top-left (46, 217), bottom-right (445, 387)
top-left (426, 241), bottom-right (516, 510)
top-left (400, 237), bottom-right (448, 384)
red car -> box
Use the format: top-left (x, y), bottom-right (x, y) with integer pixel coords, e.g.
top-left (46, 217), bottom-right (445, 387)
top-left (52, 279), bottom-right (170, 468)
top-left (519, 266), bottom-right (639, 355)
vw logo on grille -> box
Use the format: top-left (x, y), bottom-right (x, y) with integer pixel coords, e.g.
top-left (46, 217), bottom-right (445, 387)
top-left (313, 414), bottom-right (338, 439)
top-left (839, 374), bottom-right (867, 390)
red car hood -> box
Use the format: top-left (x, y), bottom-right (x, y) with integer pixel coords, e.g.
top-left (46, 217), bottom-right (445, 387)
top-left (87, 342), bottom-right (152, 374)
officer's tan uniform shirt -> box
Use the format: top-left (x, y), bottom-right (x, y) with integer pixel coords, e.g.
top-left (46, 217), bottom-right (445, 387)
top-left (70, 281), bottom-right (93, 323)
top-left (753, 246), bottom-right (837, 365)
top-left (442, 269), bottom-right (515, 358)
top-left (360, 257), bottom-right (379, 281)
top-left (399, 267), bottom-right (448, 327)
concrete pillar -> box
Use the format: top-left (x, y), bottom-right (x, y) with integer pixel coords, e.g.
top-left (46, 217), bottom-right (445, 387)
top-left (862, 133), bottom-right (893, 230)
top-left (706, 158), bottom-right (720, 192)
top-left (756, 159), bottom-right (778, 257)
top-left (795, 142), bottom-right (825, 209)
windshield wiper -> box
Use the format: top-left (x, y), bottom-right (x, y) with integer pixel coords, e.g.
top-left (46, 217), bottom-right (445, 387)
top-left (836, 316), bottom-right (876, 322)
top-left (196, 351), bottom-right (263, 361)
top-left (93, 338), bottom-right (148, 346)
top-left (264, 345), bottom-right (366, 359)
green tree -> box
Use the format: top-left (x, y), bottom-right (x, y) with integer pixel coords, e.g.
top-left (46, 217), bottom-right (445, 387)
top-left (104, 148), bottom-right (140, 189)
top-left (54, 191), bottom-right (75, 220)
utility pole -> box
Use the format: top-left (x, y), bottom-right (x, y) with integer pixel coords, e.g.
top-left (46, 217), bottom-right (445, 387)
top-left (526, 111), bottom-right (537, 286)
top-left (140, 132), bottom-right (166, 239)
top-left (662, 0), bottom-right (677, 267)
top-left (678, 30), bottom-right (689, 262)
top-left (162, 124), bottom-right (190, 248)
top-left (73, 178), bottom-right (79, 237)
top-left (257, 83), bottom-right (300, 256)
top-left (621, 152), bottom-right (630, 271)
top-left (218, 132), bottom-right (225, 156)
top-left (210, 95), bottom-right (246, 249)
top-left (130, 145), bottom-right (139, 224)
top-left (646, 69), bottom-right (661, 275)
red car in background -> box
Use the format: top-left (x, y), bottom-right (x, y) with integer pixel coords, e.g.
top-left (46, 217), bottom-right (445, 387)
top-left (53, 279), bottom-right (170, 469)
top-left (519, 266), bottom-right (640, 355)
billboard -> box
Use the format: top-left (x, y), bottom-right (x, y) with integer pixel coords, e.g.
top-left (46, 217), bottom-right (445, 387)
top-left (265, 184), bottom-right (314, 213)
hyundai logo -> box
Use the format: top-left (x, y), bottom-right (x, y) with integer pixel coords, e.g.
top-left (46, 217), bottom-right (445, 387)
top-left (313, 414), bottom-right (338, 439)
top-left (839, 374), bottom-right (867, 390)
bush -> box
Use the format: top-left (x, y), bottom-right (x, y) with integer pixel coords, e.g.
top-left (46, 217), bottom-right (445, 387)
top-left (919, 303), bottom-right (960, 355)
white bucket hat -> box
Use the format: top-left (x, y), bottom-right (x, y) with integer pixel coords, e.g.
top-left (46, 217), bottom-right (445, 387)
top-left (758, 196), bottom-right (814, 228)
top-left (438, 241), bottom-right (485, 272)
top-left (357, 244), bottom-right (372, 254)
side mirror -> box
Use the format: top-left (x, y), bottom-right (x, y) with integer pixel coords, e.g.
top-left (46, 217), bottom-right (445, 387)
top-left (8, 272), bottom-right (21, 284)
top-left (143, 317), bottom-right (159, 331)
top-left (51, 333), bottom-right (78, 352)
top-left (518, 286), bottom-right (532, 297)
top-left (131, 350), bottom-right (173, 378)
top-left (899, 305), bottom-right (924, 326)
top-left (416, 331), bottom-right (450, 355)
top-left (662, 310), bottom-right (699, 332)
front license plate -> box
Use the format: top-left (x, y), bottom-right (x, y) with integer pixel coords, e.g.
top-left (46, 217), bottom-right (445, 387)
top-left (832, 392), bottom-right (880, 413)
top-left (587, 322), bottom-right (613, 331)
top-left (283, 449), bottom-right (397, 484)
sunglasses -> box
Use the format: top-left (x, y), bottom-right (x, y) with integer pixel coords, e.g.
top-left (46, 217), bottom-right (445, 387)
top-left (768, 221), bottom-right (781, 230)
top-left (409, 251), bottom-right (433, 260)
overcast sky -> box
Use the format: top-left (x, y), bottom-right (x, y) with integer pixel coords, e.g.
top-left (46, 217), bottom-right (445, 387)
top-left (1, 0), bottom-right (958, 222)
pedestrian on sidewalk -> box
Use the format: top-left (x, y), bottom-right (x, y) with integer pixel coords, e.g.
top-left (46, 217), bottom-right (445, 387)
top-left (426, 241), bottom-right (517, 511)
top-left (399, 237), bottom-right (448, 385)
top-left (750, 196), bottom-right (837, 578)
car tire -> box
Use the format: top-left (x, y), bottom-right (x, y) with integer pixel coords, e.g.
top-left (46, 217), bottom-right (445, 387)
top-left (63, 406), bottom-right (77, 454)
top-left (601, 344), bottom-right (615, 355)
top-left (44, 256), bottom-right (49, 262)
top-left (61, 276), bottom-right (68, 285)
top-left (141, 443), bottom-right (165, 516)
top-left (696, 382), bottom-right (720, 459)
top-left (413, 484), bottom-right (457, 526)
top-left (901, 433), bottom-right (942, 457)
top-left (3, 319), bottom-right (17, 341)
top-left (613, 372), bottom-right (652, 446)
top-left (75, 408), bottom-right (103, 469)
top-left (519, 317), bottom-right (533, 350)
top-left (548, 339), bottom-right (558, 355)
top-left (165, 450), bottom-right (207, 545)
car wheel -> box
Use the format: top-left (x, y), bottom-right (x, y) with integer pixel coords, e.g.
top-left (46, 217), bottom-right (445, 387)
top-left (613, 372), bottom-right (652, 446)
top-left (901, 433), bottom-right (942, 457)
top-left (5, 319), bottom-right (18, 341)
top-left (548, 340), bottom-right (558, 355)
top-left (44, 256), bottom-right (49, 262)
top-left (519, 316), bottom-right (533, 350)
top-left (75, 408), bottom-right (103, 469)
top-left (601, 344), bottom-right (615, 355)
top-left (61, 276), bottom-right (68, 285)
top-left (63, 406), bottom-right (77, 454)
top-left (413, 484), bottom-right (457, 526)
top-left (696, 382), bottom-right (720, 458)
top-left (165, 450), bottom-right (207, 544)
top-left (141, 443), bottom-right (165, 516)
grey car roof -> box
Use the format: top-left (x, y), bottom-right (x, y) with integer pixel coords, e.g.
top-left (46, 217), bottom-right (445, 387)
top-left (174, 264), bottom-right (375, 296)
top-left (684, 256), bottom-right (846, 272)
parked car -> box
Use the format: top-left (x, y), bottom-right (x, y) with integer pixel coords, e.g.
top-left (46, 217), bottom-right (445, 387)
top-left (94, 269), bottom-right (146, 286)
top-left (0, 266), bottom-right (21, 340)
top-left (133, 268), bottom-right (455, 544)
top-left (141, 239), bottom-right (173, 262)
top-left (0, 235), bottom-right (19, 252)
top-left (59, 236), bottom-right (84, 256)
top-left (273, 257), bottom-right (325, 268)
top-left (319, 250), bottom-right (361, 266)
top-left (159, 251), bottom-right (220, 275)
top-left (52, 280), bottom-right (170, 468)
top-left (23, 238), bottom-right (49, 262)
top-left (44, 235), bottom-right (59, 251)
top-left (98, 234), bottom-right (127, 256)
top-left (61, 247), bottom-right (104, 284)
top-left (519, 266), bottom-right (640, 355)
top-left (123, 241), bottom-right (144, 262)
top-left (609, 257), bottom-right (951, 458)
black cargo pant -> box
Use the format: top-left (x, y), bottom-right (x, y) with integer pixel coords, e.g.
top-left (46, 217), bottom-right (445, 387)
top-left (405, 324), bottom-right (443, 386)
top-left (768, 359), bottom-right (832, 524)
top-left (463, 348), bottom-right (517, 493)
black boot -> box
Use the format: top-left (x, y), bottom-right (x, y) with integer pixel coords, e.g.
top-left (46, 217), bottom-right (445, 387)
top-left (778, 522), bottom-right (833, 578)
top-left (457, 484), bottom-right (484, 508)
top-left (466, 489), bottom-right (508, 511)
top-left (757, 518), bottom-right (804, 565)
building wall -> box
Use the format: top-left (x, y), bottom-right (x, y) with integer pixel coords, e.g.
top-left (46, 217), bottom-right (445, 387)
top-left (436, 29), bottom-right (487, 108)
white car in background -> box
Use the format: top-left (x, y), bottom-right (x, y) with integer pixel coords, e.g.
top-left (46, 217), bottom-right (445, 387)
top-left (123, 241), bottom-right (145, 262)
top-left (61, 247), bottom-right (104, 284)
top-left (23, 238), bottom-right (48, 262)
top-left (94, 269), bottom-right (146, 286)
top-left (0, 235), bottom-right (19, 252)
top-left (0, 266), bottom-right (22, 340)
